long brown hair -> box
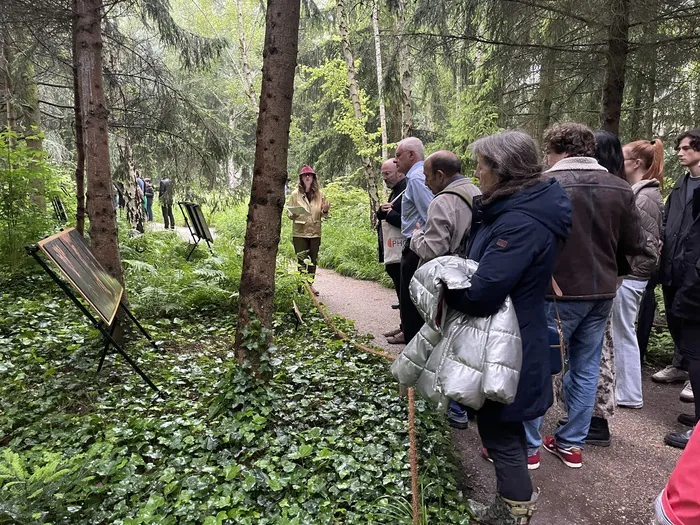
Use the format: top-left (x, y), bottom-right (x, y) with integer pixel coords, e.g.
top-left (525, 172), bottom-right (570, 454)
top-left (298, 173), bottom-right (321, 203)
top-left (625, 139), bottom-right (664, 187)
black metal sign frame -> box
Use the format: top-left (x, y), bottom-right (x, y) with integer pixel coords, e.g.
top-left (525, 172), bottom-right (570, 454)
top-left (178, 201), bottom-right (214, 260)
top-left (26, 230), bottom-right (163, 397)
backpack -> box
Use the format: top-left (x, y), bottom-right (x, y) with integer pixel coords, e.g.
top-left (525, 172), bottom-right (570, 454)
top-left (437, 186), bottom-right (474, 259)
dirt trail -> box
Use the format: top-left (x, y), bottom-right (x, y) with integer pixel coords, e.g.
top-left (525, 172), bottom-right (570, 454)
top-left (313, 268), bottom-right (684, 525)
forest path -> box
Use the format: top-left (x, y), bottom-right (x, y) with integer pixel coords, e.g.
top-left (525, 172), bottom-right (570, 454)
top-left (313, 268), bottom-right (684, 525)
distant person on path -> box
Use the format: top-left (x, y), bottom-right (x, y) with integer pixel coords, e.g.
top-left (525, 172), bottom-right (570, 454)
top-left (376, 159), bottom-right (406, 340)
top-left (392, 137), bottom-right (433, 345)
top-left (659, 129), bottom-right (700, 449)
top-left (159, 177), bottom-right (175, 230)
top-left (524, 123), bottom-right (644, 469)
top-left (448, 131), bottom-right (571, 523)
top-left (410, 150), bottom-right (481, 430)
top-left (286, 164), bottom-right (330, 296)
top-left (613, 139), bottom-right (664, 408)
top-left (144, 178), bottom-right (155, 221)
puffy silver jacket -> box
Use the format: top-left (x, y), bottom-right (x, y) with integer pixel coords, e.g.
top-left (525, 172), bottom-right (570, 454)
top-left (390, 256), bottom-right (522, 410)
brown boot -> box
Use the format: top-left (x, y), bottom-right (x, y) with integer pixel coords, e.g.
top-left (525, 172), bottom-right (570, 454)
top-left (472, 491), bottom-right (538, 525)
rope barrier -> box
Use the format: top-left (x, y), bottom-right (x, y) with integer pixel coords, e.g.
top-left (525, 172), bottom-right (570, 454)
top-left (304, 283), bottom-right (420, 524)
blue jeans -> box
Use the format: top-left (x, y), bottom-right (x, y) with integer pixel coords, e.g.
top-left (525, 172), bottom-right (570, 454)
top-left (524, 299), bottom-right (613, 450)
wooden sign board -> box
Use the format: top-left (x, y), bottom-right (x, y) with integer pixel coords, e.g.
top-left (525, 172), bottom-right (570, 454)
top-left (38, 228), bottom-right (123, 325)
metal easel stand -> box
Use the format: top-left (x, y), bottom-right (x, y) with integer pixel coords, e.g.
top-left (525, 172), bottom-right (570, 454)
top-left (178, 202), bottom-right (201, 261)
top-left (26, 245), bottom-right (164, 398)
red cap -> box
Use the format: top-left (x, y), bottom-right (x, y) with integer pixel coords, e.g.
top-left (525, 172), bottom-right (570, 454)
top-left (300, 164), bottom-right (316, 176)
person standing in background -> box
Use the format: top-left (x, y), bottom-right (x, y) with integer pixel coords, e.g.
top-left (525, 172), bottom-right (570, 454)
top-left (144, 178), bottom-right (155, 222)
top-left (376, 159), bottom-right (407, 339)
top-left (159, 177), bottom-right (175, 230)
top-left (286, 165), bottom-right (330, 296)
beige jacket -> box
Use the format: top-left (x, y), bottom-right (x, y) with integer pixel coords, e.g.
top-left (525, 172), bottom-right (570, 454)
top-left (286, 189), bottom-right (326, 238)
top-left (410, 178), bottom-right (481, 262)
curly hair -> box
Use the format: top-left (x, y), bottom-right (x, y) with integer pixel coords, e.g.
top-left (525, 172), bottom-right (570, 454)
top-left (675, 129), bottom-right (700, 152)
top-left (543, 122), bottom-right (596, 158)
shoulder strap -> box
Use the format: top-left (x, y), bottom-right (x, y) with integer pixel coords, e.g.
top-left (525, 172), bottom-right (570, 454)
top-left (438, 186), bottom-right (474, 258)
top-left (438, 187), bottom-right (473, 209)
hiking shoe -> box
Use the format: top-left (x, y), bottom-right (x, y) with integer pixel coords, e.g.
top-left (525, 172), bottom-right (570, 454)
top-left (480, 448), bottom-right (540, 470)
top-left (678, 413), bottom-right (697, 427)
top-left (543, 436), bottom-right (582, 468)
top-left (382, 327), bottom-right (401, 338)
top-left (557, 416), bottom-right (610, 447)
top-left (391, 303), bottom-right (400, 309)
top-left (680, 381), bottom-right (694, 403)
top-left (652, 365), bottom-right (688, 383)
top-left (448, 417), bottom-right (469, 430)
top-left (585, 417), bottom-right (611, 447)
top-left (664, 428), bottom-right (694, 449)
top-left (470, 491), bottom-right (538, 525)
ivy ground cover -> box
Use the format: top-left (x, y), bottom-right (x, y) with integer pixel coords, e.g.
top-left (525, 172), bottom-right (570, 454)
top-left (0, 265), bottom-right (472, 523)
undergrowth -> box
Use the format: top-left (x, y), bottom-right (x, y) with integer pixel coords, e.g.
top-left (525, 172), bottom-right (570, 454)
top-left (0, 225), bottom-right (472, 524)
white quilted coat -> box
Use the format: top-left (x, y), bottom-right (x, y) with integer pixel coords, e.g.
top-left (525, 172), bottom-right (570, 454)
top-left (390, 256), bottom-right (522, 410)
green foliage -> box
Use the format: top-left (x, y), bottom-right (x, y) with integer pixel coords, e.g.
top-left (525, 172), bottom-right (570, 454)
top-left (318, 182), bottom-right (391, 285)
top-left (0, 130), bottom-right (67, 267)
top-left (0, 242), bottom-right (471, 523)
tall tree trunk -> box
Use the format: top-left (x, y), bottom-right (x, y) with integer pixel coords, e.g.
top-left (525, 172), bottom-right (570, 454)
top-left (394, 0), bottom-right (413, 138)
top-left (0, 35), bottom-right (16, 133)
top-left (372, 0), bottom-right (388, 159)
top-left (235, 0), bottom-right (259, 112)
top-left (234, 0), bottom-right (301, 370)
top-left (337, 0), bottom-right (381, 224)
top-left (72, 0), bottom-right (86, 236)
top-left (116, 135), bottom-right (145, 233)
top-left (75, 0), bottom-right (124, 286)
top-left (628, 67), bottom-right (644, 140)
top-left (533, 20), bottom-right (562, 143)
top-left (600, 0), bottom-right (630, 134)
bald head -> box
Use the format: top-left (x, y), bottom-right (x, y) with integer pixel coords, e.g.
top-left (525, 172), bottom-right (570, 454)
top-left (424, 150), bottom-right (464, 195)
top-left (381, 158), bottom-right (404, 189)
top-left (425, 150), bottom-right (462, 177)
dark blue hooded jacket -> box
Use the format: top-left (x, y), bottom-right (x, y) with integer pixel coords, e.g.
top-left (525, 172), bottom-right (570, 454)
top-left (445, 179), bottom-right (572, 422)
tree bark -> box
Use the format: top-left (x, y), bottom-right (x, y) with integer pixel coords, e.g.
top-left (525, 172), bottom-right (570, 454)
top-left (72, 0), bottom-right (86, 236)
top-left (600, 0), bottom-right (630, 134)
top-left (533, 20), bottom-right (562, 143)
top-left (234, 0), bottom-right (301, 371)
top-left (0, 35), bottom-right (16, 134)
top-left (116, 135), bottom-right (145, 233)
top-left (75, 0), bottom-right (124, 286)
top-left (372, 0), bottom-right (388, 159)
top-left (235, 0), bottom-right (259, 112)
top-left (337, 0), bottom-right (380, 224)
top-left (395, 0), bottom-right (413, 138)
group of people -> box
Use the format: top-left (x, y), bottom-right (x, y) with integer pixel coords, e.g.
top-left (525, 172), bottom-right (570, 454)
top-left (113, 174), bottom-right (176, 229)
top-left (374, 126), bottom-right (700, 524)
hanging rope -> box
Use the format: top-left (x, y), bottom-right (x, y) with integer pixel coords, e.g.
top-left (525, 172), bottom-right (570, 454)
top-left (304, 283), bottom-right (420, 524)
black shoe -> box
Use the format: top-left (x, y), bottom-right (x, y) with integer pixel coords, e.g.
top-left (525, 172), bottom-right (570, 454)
top-left (556, 416), bottom-right (610, 446)
top-left (585, 417), bottom-right (611, 447)
top-left (448, 417), bottom-right (469, 430)
top-left (391, 303), bottom-right (400, 309)
top-left (678, 413), bottom-right (698, 427)
top-left (664, 428), bottom-right (694, 449)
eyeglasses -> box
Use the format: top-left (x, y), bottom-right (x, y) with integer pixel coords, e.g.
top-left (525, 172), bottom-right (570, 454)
top-left (301, 173), bottom-right (315, 178)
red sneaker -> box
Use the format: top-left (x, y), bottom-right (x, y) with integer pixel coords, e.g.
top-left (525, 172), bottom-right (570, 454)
top-left (543, 435), bottom-right (582, 468)
top-left (480, 447), bottom-right (540, 470)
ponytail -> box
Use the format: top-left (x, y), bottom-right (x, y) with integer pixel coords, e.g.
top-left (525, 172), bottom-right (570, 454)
top-left (625, 139), bottom-right (664, 188)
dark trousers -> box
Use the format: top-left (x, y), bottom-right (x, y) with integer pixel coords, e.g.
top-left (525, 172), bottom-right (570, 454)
top-left (636, 278), bottom-right (657, 363)
top-left (664, 285), bottom-right (700, 422)
top-left (162, 205), bottom-right (175, 229)
top-left (400, 245), bottom-right (423, 342)
top-left (477, 414), bottom-right (533, 501)
top-left (293, 237), bottom-right (321, 279)
top-left (385, 263), bottom-right (401, 302)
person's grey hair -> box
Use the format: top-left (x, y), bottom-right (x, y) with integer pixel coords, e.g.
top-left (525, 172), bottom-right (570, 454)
top-left (469, 131), bottom-right (544, 203)
top-left (398, 137), bottom-right (425, 160)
